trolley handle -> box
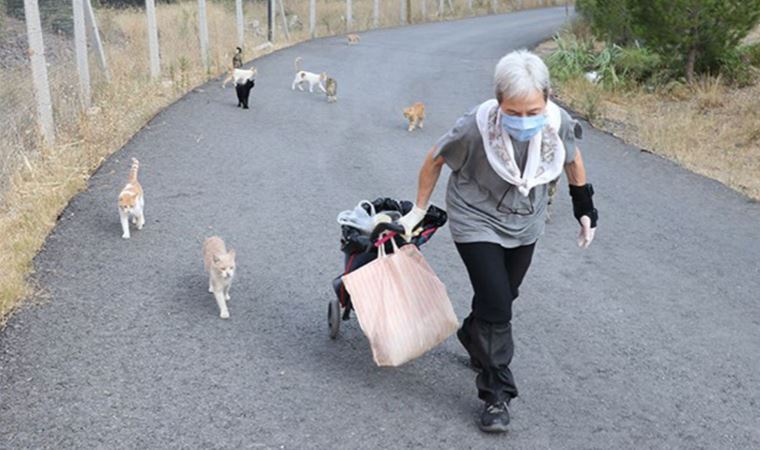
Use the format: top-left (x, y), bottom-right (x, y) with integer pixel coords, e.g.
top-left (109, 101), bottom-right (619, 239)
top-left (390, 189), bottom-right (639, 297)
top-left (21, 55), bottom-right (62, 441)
top-left (370, 222), bottom-right (404, 245)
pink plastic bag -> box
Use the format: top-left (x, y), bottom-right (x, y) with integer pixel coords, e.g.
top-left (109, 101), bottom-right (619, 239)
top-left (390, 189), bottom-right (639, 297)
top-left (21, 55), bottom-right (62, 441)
top-left (342, 241), bottom-right (459, 367)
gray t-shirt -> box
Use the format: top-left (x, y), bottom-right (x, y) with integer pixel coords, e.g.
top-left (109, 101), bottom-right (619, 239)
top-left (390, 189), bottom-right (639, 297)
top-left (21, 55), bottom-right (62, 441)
top-left (434, 104), bottom-right (582, 248)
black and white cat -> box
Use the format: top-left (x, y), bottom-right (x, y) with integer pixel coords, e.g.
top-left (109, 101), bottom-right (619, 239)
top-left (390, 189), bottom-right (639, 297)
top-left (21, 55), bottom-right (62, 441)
top-left (235, 78), bottom-right (255, 109)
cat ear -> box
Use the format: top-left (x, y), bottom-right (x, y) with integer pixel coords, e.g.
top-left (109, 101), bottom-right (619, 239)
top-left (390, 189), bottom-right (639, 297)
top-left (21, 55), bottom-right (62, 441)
top-left (213, 254), bottom-right (221, 263)
top-left (228, 249), bottom-right (236, 260)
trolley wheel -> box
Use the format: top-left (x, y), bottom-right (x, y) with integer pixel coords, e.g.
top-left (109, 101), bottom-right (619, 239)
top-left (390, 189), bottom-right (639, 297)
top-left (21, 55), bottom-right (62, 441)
top-left (328, 299), bottom-right (341, 339)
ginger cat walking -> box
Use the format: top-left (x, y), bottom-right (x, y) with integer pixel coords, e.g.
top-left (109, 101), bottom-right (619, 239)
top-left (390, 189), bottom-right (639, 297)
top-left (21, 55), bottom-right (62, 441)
top-left (118, 158), bottom-right (144, 239)
top-left (403, 102), bottom-right (425, 132)
top-left (203, 236), bottom-right (237, 319)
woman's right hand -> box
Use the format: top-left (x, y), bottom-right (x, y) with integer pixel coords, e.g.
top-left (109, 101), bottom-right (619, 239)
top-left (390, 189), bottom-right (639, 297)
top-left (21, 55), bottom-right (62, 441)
top-left (399, 147), bottom-right (445, 239)
top-left (398, 205), bottom-right (428, 239)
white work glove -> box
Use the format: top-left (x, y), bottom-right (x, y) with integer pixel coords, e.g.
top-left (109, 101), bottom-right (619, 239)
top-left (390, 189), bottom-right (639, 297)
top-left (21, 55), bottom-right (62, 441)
top-left (397, 205), bottom-right (427, 240)
top-left (577, 215), bottom-right (596, 249)
top-left (569, 184), bottom-right (598, 250)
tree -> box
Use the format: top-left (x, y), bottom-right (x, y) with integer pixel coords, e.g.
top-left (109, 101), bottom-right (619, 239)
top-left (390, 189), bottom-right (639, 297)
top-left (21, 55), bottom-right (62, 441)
top-left (630, 0), bottom-right (760, 83)
top-left (576, 0), bottom-right (636, 46)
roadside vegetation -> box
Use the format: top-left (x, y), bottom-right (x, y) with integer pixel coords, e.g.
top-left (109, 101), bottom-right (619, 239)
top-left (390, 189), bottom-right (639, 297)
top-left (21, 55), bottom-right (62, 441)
top-left (540, 0), bottom-right (760, 201)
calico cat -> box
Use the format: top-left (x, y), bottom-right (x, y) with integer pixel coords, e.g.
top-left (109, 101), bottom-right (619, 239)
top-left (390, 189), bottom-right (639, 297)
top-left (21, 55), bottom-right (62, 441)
top-left (403, 102), bottom-right (425, 132)
top-left (232, 46), bottom-right (243, 69)
top-left (117, 158), bottom-right (144, 239)
top-left (325, 77), bottom-right (337, 103)
top-left (291, 57), bottom-right (327, 93)
top-left (236, 78), bottom-right (255, 109)
top-left (203, 236), bottom-right (236, 319)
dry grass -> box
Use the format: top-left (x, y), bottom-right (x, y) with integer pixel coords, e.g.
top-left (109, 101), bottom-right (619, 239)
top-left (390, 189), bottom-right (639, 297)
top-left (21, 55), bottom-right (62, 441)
top-left (0, 1), bottom-right (572, 322)
top-left (743, 24), bottom-right (760, 45)
top-left (536, 25), bottom-right (760, 202)
top-left (551, 74), bottom-right (760, 201)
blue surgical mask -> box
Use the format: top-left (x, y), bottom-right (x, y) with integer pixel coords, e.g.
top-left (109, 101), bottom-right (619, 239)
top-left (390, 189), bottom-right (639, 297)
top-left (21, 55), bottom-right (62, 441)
top-left (500, 112), bottom-right (546, 142)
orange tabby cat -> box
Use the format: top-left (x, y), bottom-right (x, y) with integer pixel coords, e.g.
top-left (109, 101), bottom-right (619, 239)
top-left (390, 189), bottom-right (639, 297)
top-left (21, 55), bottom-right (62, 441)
top-left (118, 158), bottom-right (144, 239)
top-left (403, 102), bottom-right (425, 132)
top-left (203, 236), bottom-right (236, 319)
top-left (346, 33), bottom-right (360, 45)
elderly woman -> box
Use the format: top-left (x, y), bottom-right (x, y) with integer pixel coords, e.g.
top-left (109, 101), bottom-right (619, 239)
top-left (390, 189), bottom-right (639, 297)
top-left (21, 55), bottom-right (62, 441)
top-left (398, 50), bottom-right (598, 433)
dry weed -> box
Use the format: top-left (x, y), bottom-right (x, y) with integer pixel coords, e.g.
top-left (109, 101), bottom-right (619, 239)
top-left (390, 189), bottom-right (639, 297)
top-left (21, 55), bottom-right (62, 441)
top-left (554, 74), bottom-right (760, 202)
top-left (694, 75), bottom-right (726, 111)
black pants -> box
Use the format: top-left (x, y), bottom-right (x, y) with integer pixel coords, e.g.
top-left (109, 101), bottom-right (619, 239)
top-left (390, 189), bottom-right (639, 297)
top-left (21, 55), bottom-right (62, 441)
top-left (455, 241), bottom-right (536, 404)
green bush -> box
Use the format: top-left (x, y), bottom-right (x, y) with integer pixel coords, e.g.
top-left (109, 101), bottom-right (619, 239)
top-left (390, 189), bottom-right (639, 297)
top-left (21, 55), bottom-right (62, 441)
top-left (547, 35), bottom-right (664, 88)
top-left (576, 0), bottom-right (636, 45)
top-left (593, 44), bottom-right (622, 87)
top-left (546, 34), bottom-right (596, 81)
top-left (740, 42), bottom-right (760, 68)
top-left (719, 48), bottom-right (757, 87)
top-left (615, 46), bottom-right (663, 82)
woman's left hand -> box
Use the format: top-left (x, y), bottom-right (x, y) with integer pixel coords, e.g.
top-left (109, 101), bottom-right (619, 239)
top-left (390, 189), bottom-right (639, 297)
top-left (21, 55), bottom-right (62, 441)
top-left (569, 183), bottom-right (597, 249)
top-left (577, 215), bottom-right (595, 249)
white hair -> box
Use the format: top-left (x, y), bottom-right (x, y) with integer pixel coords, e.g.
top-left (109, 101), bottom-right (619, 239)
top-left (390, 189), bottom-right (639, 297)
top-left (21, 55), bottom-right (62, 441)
top-left (494, 49), bottom-right (551, 102)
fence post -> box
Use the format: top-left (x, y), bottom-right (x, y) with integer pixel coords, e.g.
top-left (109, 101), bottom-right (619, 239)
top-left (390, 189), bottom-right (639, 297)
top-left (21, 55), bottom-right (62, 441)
top-left (491, 0), bottom-right (497, 13)
top-left (438, 0), bottom-right (443, 16)
top-left (84, 0), bottom-right (110, 82)
top-left (373, 0), bottom-right (379, 27)
top-left (145, 0), bottom-right (160, 79)
top-left (22, 0), bottom-right (55, 145)
top-left (278, 0), bottom-right (290, 40)
top-left (72, 0), bottom-right (91, 110)
top-left (421, 0), bottom-right (426, 20)
top-left (198, 0), bottom-right (209, 72)
top-left (309, 0), bottom-right (316, 38)
top-left (347, 0), bottom-right (353, 31)
top-left (268, 0), bottom-right (274, 42)
top-left (236, 0), bottom-right (244, 48)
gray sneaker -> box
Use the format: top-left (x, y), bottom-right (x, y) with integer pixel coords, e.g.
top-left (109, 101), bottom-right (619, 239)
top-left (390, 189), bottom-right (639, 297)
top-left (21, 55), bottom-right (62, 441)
top-left (479, 401), bottom-right (510, 433)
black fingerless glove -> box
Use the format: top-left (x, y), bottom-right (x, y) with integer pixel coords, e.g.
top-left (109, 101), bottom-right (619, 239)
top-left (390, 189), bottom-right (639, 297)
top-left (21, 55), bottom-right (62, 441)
top-left (569, 184), bottom-right (598, 228)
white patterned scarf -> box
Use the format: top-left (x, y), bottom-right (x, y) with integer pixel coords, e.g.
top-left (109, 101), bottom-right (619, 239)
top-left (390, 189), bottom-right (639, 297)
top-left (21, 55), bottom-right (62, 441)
top-left (475, 99), bottom-right (565, 197)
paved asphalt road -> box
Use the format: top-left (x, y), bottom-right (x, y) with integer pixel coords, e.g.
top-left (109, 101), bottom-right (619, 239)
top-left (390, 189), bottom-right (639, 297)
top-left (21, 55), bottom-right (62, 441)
top-left (2, 7), bottom-right (760, 449)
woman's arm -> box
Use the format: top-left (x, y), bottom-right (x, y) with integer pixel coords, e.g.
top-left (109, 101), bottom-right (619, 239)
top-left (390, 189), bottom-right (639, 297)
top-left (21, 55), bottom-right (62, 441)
top-left (563, 147), bottom-right (597, 248)
top-left (398, 147), bottom-right (446, 236)
top-left (564, 147), bottom-right (586, 186)
top-left (415, 146), bottom-right (447, 207)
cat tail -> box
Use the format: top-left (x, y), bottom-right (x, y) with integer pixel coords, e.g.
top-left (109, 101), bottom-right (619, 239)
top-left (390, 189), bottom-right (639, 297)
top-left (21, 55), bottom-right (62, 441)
top-left (294, 56), bottom-right (302, 72)
top-left (128, 158), bottom-right (140, 182)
